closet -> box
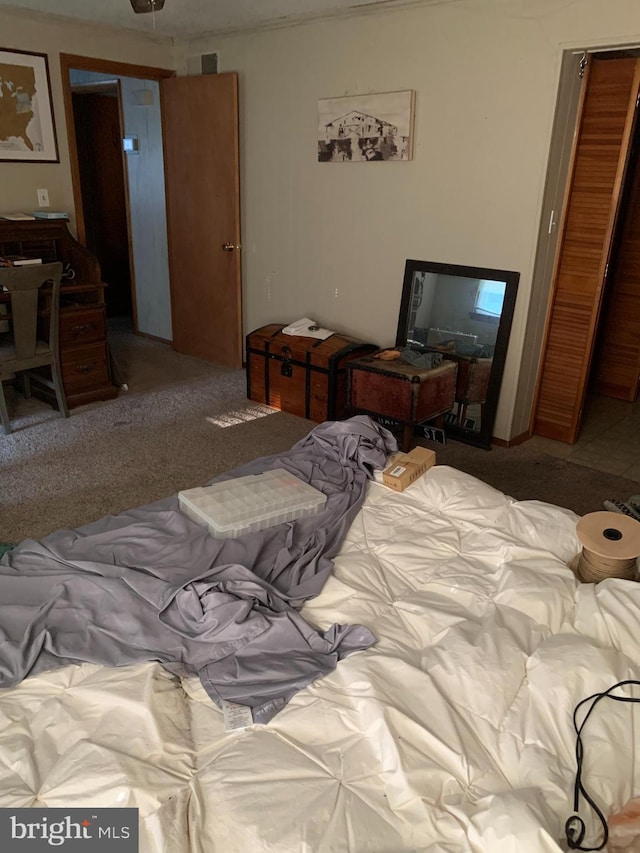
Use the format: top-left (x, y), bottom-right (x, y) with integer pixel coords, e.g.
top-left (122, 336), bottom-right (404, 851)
top-left (533, 54), bottom-right (640, 443)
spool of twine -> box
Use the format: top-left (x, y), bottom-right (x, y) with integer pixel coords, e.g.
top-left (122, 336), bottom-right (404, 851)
top-left (574, 511), bottom-right (640, 583)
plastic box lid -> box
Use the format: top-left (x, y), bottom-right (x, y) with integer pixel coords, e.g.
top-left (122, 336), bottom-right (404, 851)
top-left (178, 468), bottom-right (327, 538)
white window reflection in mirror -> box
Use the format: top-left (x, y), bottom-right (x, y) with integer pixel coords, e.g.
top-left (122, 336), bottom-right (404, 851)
top-left (473, 279), bottom-right (506, 319)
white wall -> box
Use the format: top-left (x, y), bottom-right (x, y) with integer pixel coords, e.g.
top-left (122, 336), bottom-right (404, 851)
top-left (174, 0), bottom-right (640, 441)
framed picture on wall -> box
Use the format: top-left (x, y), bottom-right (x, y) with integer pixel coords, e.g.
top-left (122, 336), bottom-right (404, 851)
top-left (0, 47), bottom-right (59, 162)
top-left (318, 90), bottom-right (415, 163)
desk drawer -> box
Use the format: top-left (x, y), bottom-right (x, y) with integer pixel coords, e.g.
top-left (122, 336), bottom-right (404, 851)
top-left (60, 307), bottom-right (105, 346)
top-left (62, 342), bottom-right (110, 393)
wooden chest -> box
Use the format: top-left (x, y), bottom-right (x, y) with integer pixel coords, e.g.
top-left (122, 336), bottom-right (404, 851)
top-left (347, 354), bottom-right (458, 450)
top-left (246, 324), bottom-right (377, 421)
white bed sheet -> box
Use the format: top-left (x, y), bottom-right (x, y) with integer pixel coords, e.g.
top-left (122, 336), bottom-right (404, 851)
top-left (1, 464), bottom-right (638, 852)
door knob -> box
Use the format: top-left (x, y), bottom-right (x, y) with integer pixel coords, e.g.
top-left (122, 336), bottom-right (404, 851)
top-left (222, 242), bottom-right (241, 252)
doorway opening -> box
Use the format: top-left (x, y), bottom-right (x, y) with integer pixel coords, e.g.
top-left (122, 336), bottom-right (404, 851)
top-left (60, 54), bottom-right (175, 347)
top-left (589, 97), bottom-right (640, 404)
top-left (71, 81), bottom-right (133, 327)
top-left (533, 53), bottom-right (640, 439)
top-left (60, 54), bottom-right (244, 371)
top-left (527, 49), bottom-right (640, 480)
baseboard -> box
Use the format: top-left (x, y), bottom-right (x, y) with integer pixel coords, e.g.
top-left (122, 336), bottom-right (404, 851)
top-left (135, 329), bottom-right (172, 345)
top-left (492, 429), bottom-right (531, 448)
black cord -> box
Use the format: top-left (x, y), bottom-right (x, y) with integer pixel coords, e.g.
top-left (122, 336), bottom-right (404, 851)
top-left (566, 679), bottom-right (640, 851)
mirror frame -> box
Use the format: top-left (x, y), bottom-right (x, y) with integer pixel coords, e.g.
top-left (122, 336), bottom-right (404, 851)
top-left (395, 259), bottom-right (519, 449)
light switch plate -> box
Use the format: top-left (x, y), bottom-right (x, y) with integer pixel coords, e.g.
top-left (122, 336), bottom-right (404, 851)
top-left (37, 188), bottom-right (50, 207)
top-left (122, 136), bottom-right (139, 154)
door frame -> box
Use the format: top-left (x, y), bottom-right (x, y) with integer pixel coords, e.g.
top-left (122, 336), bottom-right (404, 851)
top-left (71, 79), bottom-right (138, 326)
top-left (60, 55), bottom-right (175, 337)
top-left (511, 50), bottom-right (584, 442)
top-left (60, 55), bottom-right (175, 245)
top-left (530, 50), bottom-right (640, 443)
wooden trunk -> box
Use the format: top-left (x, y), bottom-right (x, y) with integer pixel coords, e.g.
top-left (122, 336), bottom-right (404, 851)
top-left (348, 356), bottom-right (458, 424)
top-left (347, 355), bottom-right (458, 452)
top-left (246, 324), bottom-right (377, 421)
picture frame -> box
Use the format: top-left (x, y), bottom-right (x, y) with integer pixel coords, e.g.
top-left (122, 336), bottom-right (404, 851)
top-left (318, 90), bottom-right (415, 163)
top-left (0, 47), bottom-right (59, 163)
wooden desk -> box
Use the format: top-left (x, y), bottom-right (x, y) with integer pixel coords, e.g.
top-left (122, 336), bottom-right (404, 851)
top-left (347, 354), bottom-right (457, 451)
top-left (0, 220), bottom-right (117, 408)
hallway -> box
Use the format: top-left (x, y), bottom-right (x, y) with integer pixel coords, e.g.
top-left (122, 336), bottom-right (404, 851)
top-left (526, 394), bottom-right (640, 483)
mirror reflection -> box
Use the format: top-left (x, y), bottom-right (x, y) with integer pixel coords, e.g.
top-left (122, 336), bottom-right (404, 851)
top-left (396, 261), bottom-right (519, 448)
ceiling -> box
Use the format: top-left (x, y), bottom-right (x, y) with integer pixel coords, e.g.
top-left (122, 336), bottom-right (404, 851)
top-left (0, 0), bottom-right (443, 40)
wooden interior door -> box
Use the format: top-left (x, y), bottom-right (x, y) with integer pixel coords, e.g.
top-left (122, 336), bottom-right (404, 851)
top-left (161, 73), bottom-right (242, 368)
top-left (590, 133), bottom-right (640, 401)
top-left (533, 56), bottom-right (640, 442)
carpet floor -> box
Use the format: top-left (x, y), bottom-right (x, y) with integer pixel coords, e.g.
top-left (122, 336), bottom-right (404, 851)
top-left (1, 330), bottom-right (635, 542)
top-left (0, 331), bottom-right (314, 543)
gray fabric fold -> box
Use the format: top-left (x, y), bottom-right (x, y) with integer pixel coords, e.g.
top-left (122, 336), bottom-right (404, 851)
top-left (0, 416), bottom-right (396, 721)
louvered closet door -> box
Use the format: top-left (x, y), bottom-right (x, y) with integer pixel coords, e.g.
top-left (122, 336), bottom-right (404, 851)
top-left (591, 137), bottom-right (640, 401)
top-left (533, 56), bottom-right (640, 442)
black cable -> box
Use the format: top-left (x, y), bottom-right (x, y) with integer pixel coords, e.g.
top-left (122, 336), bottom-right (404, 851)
top-left (566, 679), bottom-right (640, 851)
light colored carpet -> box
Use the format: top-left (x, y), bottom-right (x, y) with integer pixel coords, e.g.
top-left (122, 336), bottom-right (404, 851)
top-left (0, 330), bottom-right (314, 543)
top-left (2, 328), bottom-right (637, 543)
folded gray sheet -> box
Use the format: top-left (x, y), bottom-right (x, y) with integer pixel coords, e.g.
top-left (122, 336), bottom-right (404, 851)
top-left (0, 416), bottom-right (397, 722)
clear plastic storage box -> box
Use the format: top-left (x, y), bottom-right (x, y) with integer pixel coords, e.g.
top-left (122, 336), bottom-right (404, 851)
top-left (178, 468), bottom-right (327, 539)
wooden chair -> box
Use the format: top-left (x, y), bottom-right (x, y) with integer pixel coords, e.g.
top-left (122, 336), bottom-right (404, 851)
top-left (453, 356), bottom-right (493, 426)
top-left (0, 262), bottom-right (69, 434)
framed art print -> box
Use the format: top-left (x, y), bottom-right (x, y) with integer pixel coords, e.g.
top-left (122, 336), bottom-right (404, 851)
top-left (318, 90), bottom-right (415, 163)
top-left (0, 48), bottom-right (59, 162)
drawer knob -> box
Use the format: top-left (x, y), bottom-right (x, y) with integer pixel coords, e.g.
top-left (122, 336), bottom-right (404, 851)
top-left (75, 364), bottom-right (94, 374)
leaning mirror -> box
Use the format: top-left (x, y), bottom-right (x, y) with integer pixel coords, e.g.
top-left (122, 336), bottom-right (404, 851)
top-left (395, 259), bottom-right (519, 449)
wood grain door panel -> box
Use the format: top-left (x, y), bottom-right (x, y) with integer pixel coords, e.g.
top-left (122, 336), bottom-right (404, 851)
top-left (591, 131), bottom-right (640, 400)
top-left (161, 73), bottom-right (242, 368)
top-left (533, 57), bottom-right (640, 442)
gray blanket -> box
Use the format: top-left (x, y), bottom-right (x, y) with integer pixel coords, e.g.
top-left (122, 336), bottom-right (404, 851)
top-left (0, 416), bottom-right (396, 722)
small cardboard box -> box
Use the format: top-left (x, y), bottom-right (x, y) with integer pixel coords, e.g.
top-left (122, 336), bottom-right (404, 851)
top-left (382, 446), bottom-right (436, 492)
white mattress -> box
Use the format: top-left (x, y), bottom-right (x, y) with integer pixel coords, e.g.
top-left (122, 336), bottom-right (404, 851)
top-left (2, 465), bottom-right (638, 852)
